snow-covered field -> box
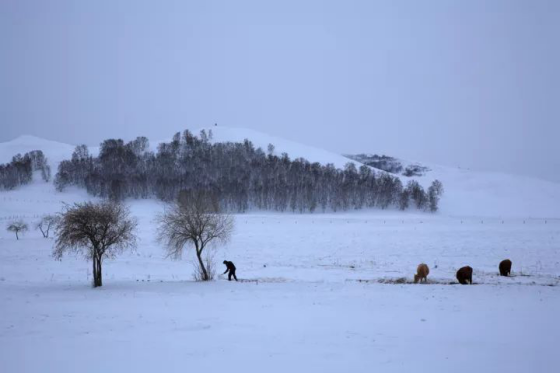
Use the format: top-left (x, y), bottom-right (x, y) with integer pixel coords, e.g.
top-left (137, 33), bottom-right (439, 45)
top-left (1, 132), bottom-right (560, 371)
top-left (1, 189), bottom-right (560, 371)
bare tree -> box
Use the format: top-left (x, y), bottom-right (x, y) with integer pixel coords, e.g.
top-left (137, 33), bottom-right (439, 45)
top-left (7, 220), bottom-right (28, 240)
top-left (36, 214), bottom-right (59, 238)
top-left (157, 191), bottom-right (234, 281)
top-left (427, 179), bottom-right (444, 212)
top-left (53, 201), bottom-right (137, 287)
top-left (267, 143), bottom-right (275, 155)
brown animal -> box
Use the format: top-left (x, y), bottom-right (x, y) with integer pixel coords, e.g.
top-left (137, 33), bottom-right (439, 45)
top-left (414, 263), bottom-right (430, 283)
top-left (456, 266), bottom-right (473, 285)
top-left (499, 259), bottom-right (512, 276)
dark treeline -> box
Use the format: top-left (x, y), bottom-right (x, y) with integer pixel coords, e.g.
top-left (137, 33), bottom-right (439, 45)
top-left (54, 130), bottom-right (443, 213)
top-left (0, 150), bottom-right (51, 190)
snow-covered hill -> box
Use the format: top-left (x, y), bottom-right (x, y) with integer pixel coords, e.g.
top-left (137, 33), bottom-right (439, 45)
top-left (0, 135), bottom-right (74, 173)
top-left (202, 126), bottom-right (364, 170)
top-left (411, 161), bottom-right (560, 218)
top-left (200, 126), bottom-right (560, 218)
top-left (1, 128), bottom-right (560, 218)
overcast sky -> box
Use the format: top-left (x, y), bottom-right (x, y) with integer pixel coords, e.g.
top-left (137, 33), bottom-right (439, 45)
top-left (1, 0), bottom-right (559, 181)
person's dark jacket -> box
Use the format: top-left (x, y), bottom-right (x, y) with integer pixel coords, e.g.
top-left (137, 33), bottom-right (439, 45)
top-left (223, 261), bottom-right (236, 273)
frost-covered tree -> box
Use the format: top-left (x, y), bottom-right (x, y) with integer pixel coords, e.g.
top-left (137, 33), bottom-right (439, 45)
top-left (53, 131), bottom-right (442, 213)
top-left (267, 143), bottom-right (275, 155)
top-left (7, 220), bottom-right (28, 240)
top-left (36, 214), bottom-right (59, 238)
top-left (127, 136), bottom-right (149, 156)
top-left (200, 129), bottom-right (209, 143)
top-left (398, 187), bottom-right (410, 210)
top-left (427, 179), bottom-right (444, 212)
top-left (55, 145), bottom-right (92, 192)
top-left (407, 180), bottom-right (428, 210)
top-left (0, 154), bottom-right (32, 190)
top-left (0, 150), bottom-right (52, 189)
top-left (54, 202), bottom-right (137, 287)
top-left (157, 190), bottom-right (234, 281)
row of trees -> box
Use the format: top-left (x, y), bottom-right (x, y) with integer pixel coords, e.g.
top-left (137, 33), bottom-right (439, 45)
top-left (0, 150), bottom-right (51, 190)
top-left (5, 214), bottom-right (59, 240)
top-left (7, 193), bottom-right (232, 287)
top-left (53, 193), bottom-right (231, 287)
top-left (345, 154), bottom-right (431, 177)
top-left (54, 130), bottom-right (444, 212)
top-left (345, 154), bottom-right (404, 174)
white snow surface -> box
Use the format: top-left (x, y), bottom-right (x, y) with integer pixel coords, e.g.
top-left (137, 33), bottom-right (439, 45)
top-left (1, 194), bottom-right (559, 372)
top-left (204, 126), bottom-right (363, 170)
top-left (1, 130), bottom-right (560, 371)
top-left (412, 163), bottom-right (560, 218)
top-left (0, 135), bottom-right (75, 173)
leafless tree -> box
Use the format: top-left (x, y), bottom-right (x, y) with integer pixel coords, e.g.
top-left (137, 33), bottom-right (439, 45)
top-left (36, 214), bottom-right (59, 238)
top-left (7, 220), bottom-right (28, 240)
top-left (157, 191), bottom-right (234, 281)
top-left (53, 201), bottom-right (137, 287)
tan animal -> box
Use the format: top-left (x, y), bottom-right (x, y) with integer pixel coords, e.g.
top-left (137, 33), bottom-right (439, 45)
top-left (414, 263), bottom-right (430, 283)
top-left (499, 259), bottom-right (512, 276)
top-left (456, 266), bottom-right (473, 285)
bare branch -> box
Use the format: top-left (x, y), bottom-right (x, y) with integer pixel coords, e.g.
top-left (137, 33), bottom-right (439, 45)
top-left (157, 190), bottom-right (234, 281)
top-left (35, 214), bottom-right (59, 238)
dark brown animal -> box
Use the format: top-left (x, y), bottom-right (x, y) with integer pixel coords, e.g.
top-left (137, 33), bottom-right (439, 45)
top-left (414, 263), bottom-right (430, 283)
top-left (456, 266), bottom-right (473, 285)
top-left (499, 259), bottom-right (512, 276)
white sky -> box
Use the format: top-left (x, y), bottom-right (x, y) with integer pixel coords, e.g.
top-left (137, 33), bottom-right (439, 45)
top-left (1, 0), bottom-right (559, 181)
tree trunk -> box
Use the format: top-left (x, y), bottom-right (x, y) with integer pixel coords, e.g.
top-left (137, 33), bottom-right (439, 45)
top-left (96, 257), bottom-right (103, 287)
top-left (92, 257), bottom-right (96, 286)
top-left (196, 248), bottom-right (209, 281)
top-left (15, 231), bottom-right (19, 240)
top-left (92, 254), bottom-right (102, 287)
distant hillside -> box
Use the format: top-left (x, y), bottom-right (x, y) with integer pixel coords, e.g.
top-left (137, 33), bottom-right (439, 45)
top-left (52, 129), bottom-right (440, 213)
top-left (202, 126), bottom-right (368, 170)
top-left (1, 128), bottom-right (560, 218)
top-left (0, 135), bottom-right (74, 172)
top-left (345, 154), bottom-right (430, 177)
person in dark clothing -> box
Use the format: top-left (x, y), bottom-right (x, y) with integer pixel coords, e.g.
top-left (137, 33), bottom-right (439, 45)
top-left (223, 260), bottom-right (238, 281)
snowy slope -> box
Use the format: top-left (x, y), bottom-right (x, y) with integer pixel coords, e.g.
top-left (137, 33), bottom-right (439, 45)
top-left (0, 135), bottom-right (75, 173)
top-left (199, 126), bottom-right (560, 219)
top-left (201, 126), bottom-right (364, 169)
top-left (1, 129), bottom-right (560, 218)
top-left (395, 158), bottom-right (560, 218)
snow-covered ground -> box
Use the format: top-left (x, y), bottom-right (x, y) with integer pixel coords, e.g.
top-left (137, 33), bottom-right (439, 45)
top-left (1, 191), bottom-right (560, 371)
top-left (2, 279), bottom-right (559, 372)
top-left (1, 131), bottom-right (560, 371)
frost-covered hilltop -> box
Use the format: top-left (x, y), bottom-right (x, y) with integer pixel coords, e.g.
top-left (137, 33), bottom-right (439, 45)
top-left (0, 135), bottom-right (75, 170)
